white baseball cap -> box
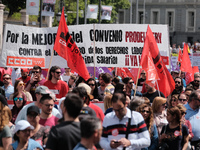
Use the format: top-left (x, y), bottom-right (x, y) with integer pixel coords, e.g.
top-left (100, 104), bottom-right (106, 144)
top-left (14, 120), bottom-right (34, 134)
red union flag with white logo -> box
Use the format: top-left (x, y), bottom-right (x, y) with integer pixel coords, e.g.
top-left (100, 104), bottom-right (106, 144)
top-left (26, 0), bottom-right (39, 15)
top-left (54, 7), bottom-right (90, 81)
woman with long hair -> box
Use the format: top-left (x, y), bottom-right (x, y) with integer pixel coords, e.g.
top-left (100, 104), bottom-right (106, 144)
top-left (8, 120), bottom-right (43, 150)
top-left (159, 106), bottom-right (189, 150)
top-left (11, 91), bottom-right (27, 124)
top-left (168, 94), bottom-right (179, 108)
top-left (0, 95), bottom-right (12, 150)
top-left (9, 80), bottom-right (32, 101)
top-left (137, 104), bottom-right (158, 150)
top-left (152, 97), bottom-right (168, 136)
top-left (86, 78), bottom-right (99, 101)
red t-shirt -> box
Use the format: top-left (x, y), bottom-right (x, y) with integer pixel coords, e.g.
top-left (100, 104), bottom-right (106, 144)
top-left (44, 80), bottom-right (69, 98)
top-left (17, 76), bottom-right (31, 85)
top-left (88, 102), bottom-right (105, 123)
top-left (39, 115), bottom-right (59, 128)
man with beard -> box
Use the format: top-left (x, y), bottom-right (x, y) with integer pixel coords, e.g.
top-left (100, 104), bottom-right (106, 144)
top-left (142, 81), bottom-right (165, 103)
top-left (187, 73), bottom-right (200, 90)
top-left (185, 91), bottom-right (200, 149)
top-left (171, 77), bottom-right (184, 95)
top-left (17, 68), bottom-right (31, 85)
top-left (25, 66), bottom-right (46, 101)
top-left (39, 95), bottom-right (59, 128)
top-left (44, 66), bottom-right (69, 99)
top-left (2, 74), bottom-right (14, 99)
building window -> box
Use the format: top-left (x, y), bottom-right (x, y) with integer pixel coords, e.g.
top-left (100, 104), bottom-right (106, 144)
top-left (167, 12), bottom-right (173, 27)
top-left (150, 9), bottom-right (160, 24)
top-left (186, 9), bottom-right (196, 32)
top-left (152, 11), bottom-right (158, 24)
top-left (188, 12), bottom-right (194, 27)
top-left (139, 12), bottom-right (144, 24)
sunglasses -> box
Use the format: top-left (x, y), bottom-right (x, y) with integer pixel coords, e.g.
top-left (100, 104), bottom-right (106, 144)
top-left (128, 82), bottom-right (134, 84)
top-left (32, 71), bottom-right (39, 74)
top-left (194, 80), bottom-right (200, 83)
top-left (175, 81), bottom-right (181, 84)
top-left (171, 99), bottom-right (177, 102)
top-left (141, 73), bottom-right (146, 75)
top-left (3, 77), bottom-right (11, 80)
top-left (178, 99), bottom-right (187, 102)
top-left (18, 83), bottom-right (25, 86)
top-left (55, 71), bottom-right (61, 74)
top-left (181, 112), bottom-right (187, 115)
top-left (88, 84), bottom-right (95, 86)
top-left (141, 110), bottom-right (150, 113)
top-left (14, 97), bottom-right (23, 101)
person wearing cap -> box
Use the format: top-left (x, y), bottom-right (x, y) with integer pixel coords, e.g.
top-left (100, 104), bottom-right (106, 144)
top-left (39, 95), bottom-right (59, 128)
top-left (8, 120), bottom-right (43, 150)
top-left (25, 66), bottom-right (46, 101)
top-left (15, 86), bottom-right (61, 124)
top-left (27, 106), bottom-right (50, 147)
top-left (2, 74), bottom-right (14, 100)
top-left (76, 83), bottom-right (105, 123)
top-left (16, 68), bottom-right (31, 85)
top-left (46, 93), bottom-right (83, 150)
top-left (44, 66), bottom-right (69, 99)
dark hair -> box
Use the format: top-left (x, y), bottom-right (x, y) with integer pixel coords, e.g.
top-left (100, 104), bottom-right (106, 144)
top-left (75, 76), bottom-right (85, 87)
top-left (64, 93), bottom-right (83, 118)
top-left (39, 95), bottom-right (53, 104)
top-left (72, 87), bottom-right (88, 102)
top-left (112, 77), bottom-right (120, 86)
top-left (48, 66), bottom-right (61, 80)
top-left (13, 132), bottom-right (20, 141)
top-left (111, 92), bottom-right (126, 105)
top-left (32, 65), bottom-right (42, 72)
top-left (3, 74), bottom-right (11, 78)
top-left (101, 73), bottom-right (112, 84)
top-left (86, 78), bottom-right (99, 99)
top-left (189, 91), bottom-right (200, 103)
top-left (122, 77), bottom-right (132, 84)
top-left (81, 117), bottom-right (101, 138)
top-left (14, 80), bottom-right (23, 93)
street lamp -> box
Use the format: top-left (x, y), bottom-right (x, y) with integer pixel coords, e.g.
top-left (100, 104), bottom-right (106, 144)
top-left (56, 12), bottom-right (67, 22)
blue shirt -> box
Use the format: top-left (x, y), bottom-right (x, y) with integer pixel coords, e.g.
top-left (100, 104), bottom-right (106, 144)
top-left (185, 103), bottom-right (200, 141)
top-left (2, 84), bottom-right (14, 99)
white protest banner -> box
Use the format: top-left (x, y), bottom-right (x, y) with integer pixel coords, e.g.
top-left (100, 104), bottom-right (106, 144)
top-left (42, 0), bottom-right (56, 17)
top-left (86, 5), bottom-right (98, 19)
top-left (101, 5), bottom-right (112, 20)
top-left (1, 24), bottom-right (169, 68)
top-left (26, 0), bottom-right (39, 15)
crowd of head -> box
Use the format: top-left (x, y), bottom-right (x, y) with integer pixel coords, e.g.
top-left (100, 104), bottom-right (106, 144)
top-left (0, 66), bottom-right (200, 150)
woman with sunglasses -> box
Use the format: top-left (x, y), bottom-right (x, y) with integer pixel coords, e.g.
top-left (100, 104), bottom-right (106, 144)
top-left (11, 92), bottom-right (27, 124)
top-left (152, 97), bottom-right (168, 137)
top-left (178, 93), bottom-right (188, 105)
top-left (86, 78), bottom-right (100, 102)
top-left (159, 106), bottom-right (189, 150)
top-left (168, 94), bottom-right (179, 108)
top-left (137, 104), bottom-right (158, 150)
top-left (9, 80), bottom-right (33, 102)
top-left (8, 120), bottom-right (43, 150)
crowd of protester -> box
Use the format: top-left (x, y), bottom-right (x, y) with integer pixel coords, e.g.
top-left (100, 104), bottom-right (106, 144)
top-left (0, 65), bottom-right (200, 150)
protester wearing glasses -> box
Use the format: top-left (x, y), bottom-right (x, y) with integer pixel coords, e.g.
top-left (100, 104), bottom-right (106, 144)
top-left (9, 120), bottom-right (43, 150)
top-left (44, 66), bottom-right (69, 99)
top-left (25, 65), bottom-right (46, 101)
top-left (2, 74), bottom-right (14, 100)
top-left (16, 68), bottom-right (31, 85)
top-left (171, 77), bottom-right (184, 95)
top-left (184, 91), bottom-right (200, 149)
top-left (178, 93), bottom-right (188, 105)
top-left (9, 80), bottom-right (33, 102)
top-left (137, 70), bottom-right (146, 86)
top-left (86, 78), bottom-right (99, 102)
top-left (152, 97), bottom-right (168, 137)
top-left (169, 94), bottom-right (179, 108)
top-left (11, 91), bottom-right (27, 124)
top-left (186, 72), bottom-right (200, 90)
top-left (137, 104), bottom-right (159, 150)
top-left (100, 92), bottom-right (150, 150)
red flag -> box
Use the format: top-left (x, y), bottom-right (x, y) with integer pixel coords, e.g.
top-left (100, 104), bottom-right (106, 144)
top-left (53, 8), bottom-right (90, 81)
top-left (180, 43), bottom-right (193, 84)
top-left (116, 68), bottom-right (135, 80)
top-left (140, 25), bottom-right (175, 97)
top-left (177, 48), bottom-right (182, 62)
top-left (193, 66), bottom-right (199, 74)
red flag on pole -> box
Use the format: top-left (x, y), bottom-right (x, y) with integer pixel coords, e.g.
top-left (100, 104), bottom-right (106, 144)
top-left (177, 48), bottom-right (182, 63)
top-left (53, 7), bottom-right (90, 81)
top-left (180, 43), bottom-right (194, 84)
top-left (140, 25), bottom-right (175, 97)
top-left (193, 66), bottom-right (199, 74)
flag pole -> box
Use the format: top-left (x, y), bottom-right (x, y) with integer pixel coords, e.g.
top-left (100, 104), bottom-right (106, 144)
top-left (156, 80), bottom-right (161, 97)
top-left (134, 66), bottom-right (141, 97)
top-left (93, 24), bottom-right (96, 79)
top-left (46, 49), bottom-right (54, 80)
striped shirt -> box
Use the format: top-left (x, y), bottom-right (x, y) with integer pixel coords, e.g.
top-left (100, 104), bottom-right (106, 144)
top-left (100, 108), bottom-right (150, 150)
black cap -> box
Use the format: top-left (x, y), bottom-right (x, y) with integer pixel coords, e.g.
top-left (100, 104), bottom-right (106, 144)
top-left (27, 106), bottom-right (40, 115)
top-left (0, 94), bottom-right (8, 106)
